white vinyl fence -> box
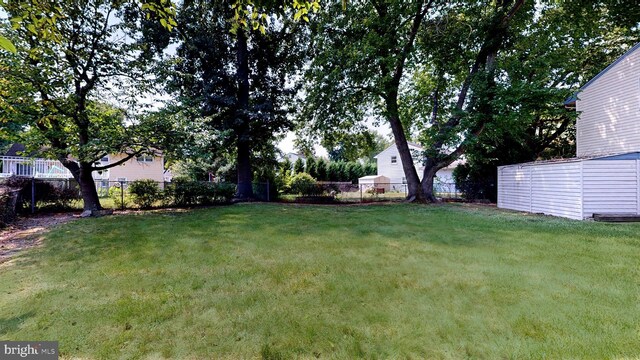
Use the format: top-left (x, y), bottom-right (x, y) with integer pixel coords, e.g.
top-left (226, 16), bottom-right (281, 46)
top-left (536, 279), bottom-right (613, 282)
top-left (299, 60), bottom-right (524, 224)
top-left (498, 159), bottom-right (640, 220)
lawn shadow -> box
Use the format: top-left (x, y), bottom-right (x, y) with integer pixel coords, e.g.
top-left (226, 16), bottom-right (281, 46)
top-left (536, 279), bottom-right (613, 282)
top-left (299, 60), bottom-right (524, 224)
top-left (0, 311), bottom-right (35, 336)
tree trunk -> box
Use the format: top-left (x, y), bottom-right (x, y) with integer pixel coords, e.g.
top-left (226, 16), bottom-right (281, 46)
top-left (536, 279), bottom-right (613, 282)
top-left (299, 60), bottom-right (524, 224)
top-left (385, 92), bottom-right (426, 202)
top-left (236, 138), bottom-right (254, 199)
top-left (234, 29), bottom-right (254, 200)
top-left (77, 162), bottom-right (102, 214)
top-left (60, 159), bottom-right (103, 216)
top-left (420, 159), bottom-right (440, 202)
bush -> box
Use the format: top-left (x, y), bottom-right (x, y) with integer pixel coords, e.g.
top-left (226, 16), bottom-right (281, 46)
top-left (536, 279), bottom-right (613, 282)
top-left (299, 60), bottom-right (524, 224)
top-left (2, 177), bottom-right (81, 212)
top-left (166, 178), bottom-right (235, 206)
top-left (109, 185), bottom-right (131, 209)
top-left (52, 186), bottom-right (81, 209)
top-left (129, 179), bottom-right (163, 209)
top-left (289, 173), bottom-right (320, 196)
top-left (0, 189), bottom-right (18, 228)
top-left (215, 183), bottom-right (236, 202)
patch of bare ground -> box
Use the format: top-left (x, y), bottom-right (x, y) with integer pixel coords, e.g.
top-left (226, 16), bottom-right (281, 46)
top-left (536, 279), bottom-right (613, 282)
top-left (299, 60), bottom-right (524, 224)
top-left (0, 213), bottom-right (78, 265)
top-left (0, 207), bottom-right (200, 265)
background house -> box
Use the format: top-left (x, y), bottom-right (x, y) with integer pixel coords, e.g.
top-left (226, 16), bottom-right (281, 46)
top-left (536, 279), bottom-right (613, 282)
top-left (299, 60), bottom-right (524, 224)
top-left (1, 144), bottom-right (165, 185)
top-left (498, 43), bottom-right (640, 220)
top-left (371, 142), bottom-right (461, 193)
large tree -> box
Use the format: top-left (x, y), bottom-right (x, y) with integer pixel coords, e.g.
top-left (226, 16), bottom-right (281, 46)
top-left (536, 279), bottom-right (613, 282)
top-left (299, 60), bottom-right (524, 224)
top-left (157, 0), bottom-right (307, 199)
top-left (0, 0), bottom-right (160, 215)
top-left (300, 0), bottom-right (530, 202)
top-left (454, 2), bottom-right (640, 200)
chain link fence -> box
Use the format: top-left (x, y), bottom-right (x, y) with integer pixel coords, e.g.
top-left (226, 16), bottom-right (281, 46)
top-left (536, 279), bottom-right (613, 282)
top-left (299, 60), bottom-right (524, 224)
top-left (280, 181), bottom-right (462, 203)
top-left (0, 177), bottom-right (465, 222)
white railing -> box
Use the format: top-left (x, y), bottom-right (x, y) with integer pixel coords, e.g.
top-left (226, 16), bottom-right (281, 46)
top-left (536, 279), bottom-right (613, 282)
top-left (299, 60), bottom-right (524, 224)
top-left (0, 156), bottom-right (108, 180)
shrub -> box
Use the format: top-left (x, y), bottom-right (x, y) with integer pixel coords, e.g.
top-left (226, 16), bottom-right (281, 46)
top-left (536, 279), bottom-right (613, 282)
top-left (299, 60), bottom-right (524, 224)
top-left (109, 185), bottom-right (131, 209)
top-left (2, 177), bottom-right (80, 212)
top-left (289, 173), bottom-right (319, 196)
top-left (166, 178), bottom-right (235, 206)
top-left (128, 179), bottom-right (163, 209)
top-left (52, 186), bottom-right (81, 209)
top-left (215, 183), bottom-right (236, 202)
top-left (0, 189), bottom-right (18, 227)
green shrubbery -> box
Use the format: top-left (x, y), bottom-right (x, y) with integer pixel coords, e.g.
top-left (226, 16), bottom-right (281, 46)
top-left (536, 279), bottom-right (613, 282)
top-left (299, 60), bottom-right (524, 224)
top-left (2, 176), bottom-right (81, 212)
top-left (106, 178), bottom-right (236, 209)
top-left (166, 178), bottom-right (235, 206)
top-left (109, 185), bottom-right (131, 209)
top-left (289, 173), bottom-right (318, 196)
top-left (128, 179), bottom-right (163, 209)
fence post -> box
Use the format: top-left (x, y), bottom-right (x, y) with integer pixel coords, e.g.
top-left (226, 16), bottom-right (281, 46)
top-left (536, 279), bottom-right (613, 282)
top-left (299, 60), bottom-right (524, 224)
top-left (360, 184), bottom-right (363, 202)
top-left (266, 180), bottom-right (270, 202)
top-left (120, 180), bottom-right (125, 210)
top-left (31, 177), bottom-right (35, 214)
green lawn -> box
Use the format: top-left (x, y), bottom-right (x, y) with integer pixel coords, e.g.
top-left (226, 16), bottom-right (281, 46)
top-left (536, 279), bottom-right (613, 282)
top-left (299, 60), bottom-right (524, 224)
top-left (1, 204), bottom-right (638, 359)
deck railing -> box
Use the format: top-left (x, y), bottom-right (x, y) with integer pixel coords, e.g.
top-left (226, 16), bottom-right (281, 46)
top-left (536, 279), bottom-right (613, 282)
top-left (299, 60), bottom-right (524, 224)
top-left (0, 156), bottom-right (108, 180)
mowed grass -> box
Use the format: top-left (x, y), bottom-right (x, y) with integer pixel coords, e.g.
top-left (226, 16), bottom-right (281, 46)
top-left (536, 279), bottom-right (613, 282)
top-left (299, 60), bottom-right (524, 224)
top-left (0, 204), bottom-right (639, 359)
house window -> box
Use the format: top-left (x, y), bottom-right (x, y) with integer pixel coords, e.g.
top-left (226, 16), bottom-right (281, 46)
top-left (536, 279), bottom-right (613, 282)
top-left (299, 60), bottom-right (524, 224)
top-left (136, 155), bottom-right (153, 163)
top-left (402, 177), bottom-right (406, 184)
top-left (101, 156), bottom-right (109, 162)
top-left (391, 156), bottom-right (397, 164)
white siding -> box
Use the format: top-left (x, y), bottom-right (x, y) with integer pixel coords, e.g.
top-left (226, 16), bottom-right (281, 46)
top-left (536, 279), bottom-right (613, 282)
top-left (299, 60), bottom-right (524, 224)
top-left (376, 145), bottom-right (415, 184)
top-left (375, 143), bottom-right (459, 189)
top-left (530, 163), bottom-right (582, 219)
top-left (582, 160), bottom-right (638, 216)
top-left (498, 166), bottom-right (532, 212)
top-left (498, 161), bottom-right (583, 220)
top-left (576, 46), bottom-right (640, 157)
top-left (499, 158), bottom-right (640, 220)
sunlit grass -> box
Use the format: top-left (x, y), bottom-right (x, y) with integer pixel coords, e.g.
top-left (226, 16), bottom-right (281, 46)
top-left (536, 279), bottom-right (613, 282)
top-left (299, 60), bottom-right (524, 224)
top-left (0, 203), bottom-right (638, 359)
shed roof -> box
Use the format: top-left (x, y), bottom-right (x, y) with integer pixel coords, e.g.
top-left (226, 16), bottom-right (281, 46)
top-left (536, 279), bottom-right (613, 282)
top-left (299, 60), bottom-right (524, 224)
top-left (359, 175), bottom-right (390, 180)
top-left (498, 151), bottom-right (640, 169)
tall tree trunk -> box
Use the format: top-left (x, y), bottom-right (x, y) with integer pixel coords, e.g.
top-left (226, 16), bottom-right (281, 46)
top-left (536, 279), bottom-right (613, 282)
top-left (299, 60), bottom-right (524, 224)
top-left (385, 92), bottom-right (426, 202)
top-left (235, 29), bottom-right (254, 199)
top-left (420, 159), bottom-right (440, 202)
top-left (236, 138), bottom-right (253, 199)
top-left (78, 162), bottom-right (102, 214)
top-left (60, 158), bottom-right (103, 215)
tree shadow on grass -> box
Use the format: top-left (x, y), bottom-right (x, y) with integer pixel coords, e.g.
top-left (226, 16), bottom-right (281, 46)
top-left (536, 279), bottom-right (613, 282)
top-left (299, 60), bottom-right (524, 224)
top-left (0, 311), bottom-right (35, 336)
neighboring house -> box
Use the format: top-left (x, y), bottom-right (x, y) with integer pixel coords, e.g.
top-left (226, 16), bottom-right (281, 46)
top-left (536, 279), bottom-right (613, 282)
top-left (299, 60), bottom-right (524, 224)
top-left (0, 144), bottom-right (165, 185)
top-left (282, 152), bottom-right (306, 166)
top-left (498, 42), bottom-right (640, 220)
top-left (370, 142), bottom-right (462, 193)
top-left (94, 153), bottom-right (165, 188)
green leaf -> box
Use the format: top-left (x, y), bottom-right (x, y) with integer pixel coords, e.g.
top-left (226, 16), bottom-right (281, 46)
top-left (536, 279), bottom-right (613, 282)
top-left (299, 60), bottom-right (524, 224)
top-left (0, 36), bottom-right (17, 53)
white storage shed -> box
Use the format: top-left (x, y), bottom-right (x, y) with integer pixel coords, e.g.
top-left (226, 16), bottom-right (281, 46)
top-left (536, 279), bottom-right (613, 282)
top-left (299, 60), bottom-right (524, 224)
top-left (358, 175), bottom-right (391, 192)
top-left (498, 153), bottom-right (640, 220)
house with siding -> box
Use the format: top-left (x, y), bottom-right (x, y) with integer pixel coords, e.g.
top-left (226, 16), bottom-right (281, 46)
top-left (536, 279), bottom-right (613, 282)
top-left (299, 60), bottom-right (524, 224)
top-left (1, 144), bottom-right (165, 186)
top-left (371, 142), bottom-right (461, 193)
top-left (498, 42), bottom-right (640, 219)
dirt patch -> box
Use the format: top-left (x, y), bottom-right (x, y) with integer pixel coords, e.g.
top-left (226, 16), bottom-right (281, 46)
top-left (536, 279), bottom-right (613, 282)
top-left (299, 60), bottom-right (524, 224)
top-left (0, 213), bottom-right (78, 264)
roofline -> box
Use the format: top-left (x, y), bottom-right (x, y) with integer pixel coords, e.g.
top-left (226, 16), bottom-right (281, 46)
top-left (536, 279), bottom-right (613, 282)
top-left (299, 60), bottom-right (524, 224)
top-left (374, 141), bottom-right (423, 158)
top-left (564, 42), bottom-right (640, 105)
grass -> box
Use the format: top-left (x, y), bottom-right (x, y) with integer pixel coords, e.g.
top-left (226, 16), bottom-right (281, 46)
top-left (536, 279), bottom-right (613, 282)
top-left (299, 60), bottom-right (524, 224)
top-left (0, 203), bottom-right (638, 359)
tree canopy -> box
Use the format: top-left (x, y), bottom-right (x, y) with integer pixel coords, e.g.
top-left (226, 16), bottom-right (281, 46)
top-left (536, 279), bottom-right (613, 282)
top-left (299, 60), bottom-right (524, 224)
top-left (0, 0), bottom-right (162, 214)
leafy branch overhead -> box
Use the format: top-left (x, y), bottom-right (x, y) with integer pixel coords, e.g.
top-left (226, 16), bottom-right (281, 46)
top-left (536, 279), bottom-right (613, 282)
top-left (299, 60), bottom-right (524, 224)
top-left (0, 0), bottom-right (320, 53)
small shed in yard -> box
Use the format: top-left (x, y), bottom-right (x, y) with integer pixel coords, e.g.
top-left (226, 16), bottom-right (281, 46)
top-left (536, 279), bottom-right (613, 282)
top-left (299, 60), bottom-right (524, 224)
top-left (498, 154), bottom-right (640, 220)
top-left (358, 175), bottom-right (390, 192)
